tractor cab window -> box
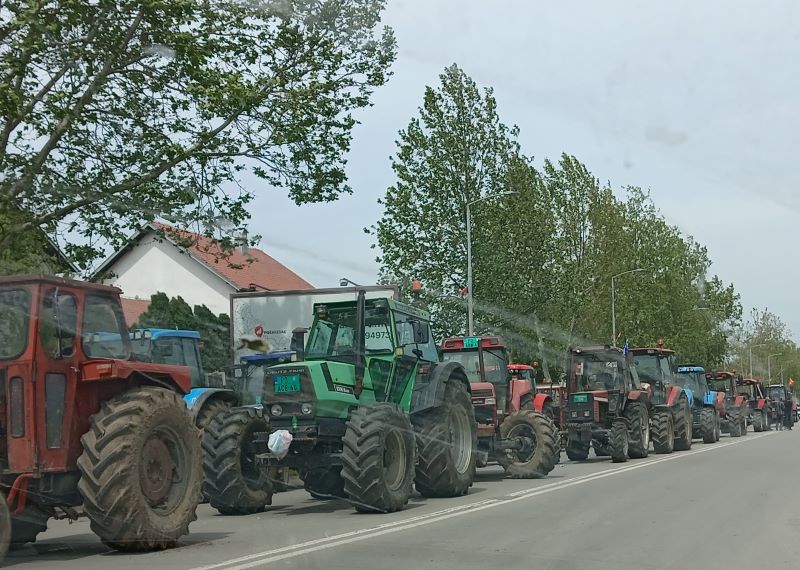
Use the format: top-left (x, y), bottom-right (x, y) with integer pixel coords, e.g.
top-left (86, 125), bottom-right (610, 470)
top-left (0, 288), bottom-right (31, 360)
top-left (736, 383), bottom-right (754, 398)
top-left (82, 295), bottom-right (129, 359)
top-left (768, 387), bottom-right (785, 401)
top-left (39, 289), bottom-right (78, 359)
top-left (575, 357), bottom-right (622, 391)
top-left (675, 372), bottom-right (705, 394)
top-left (633, 354), bottom-right (661, 383)
top-left (394, 312), bottom-right (437, 361)
top-left (306, 304), bottom-right (394, 359)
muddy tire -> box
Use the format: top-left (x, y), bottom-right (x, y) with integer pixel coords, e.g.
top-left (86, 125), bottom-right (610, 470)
top-left (77, 387), bottom-right (202, 551)
top-left (195, 398), bottom-right (233, 431)
top-left (673, 395), bottom-right (692, 451)
top-left (9, 503), bottom-right (50, 548)
top-left (497, 411), bottom-right (558, 478)
top-left (652, 412), bottom-right (675, 454)
top-left (0, 492), bottom-right (9, 564)
top-left (701, 407), bottom-right (716, 443)
top-left (203, 407), bottom-right (272, 515)
top-left (412, 379), bottom-right (477, 498)
top-left (566, 440), bottom-right (590, 461)
top-left (610, 420), bottom-right (629, 463)
top-left (625, 401), bottom-right (650, 459)
top-left (342, 404), bottom-right (415, 513)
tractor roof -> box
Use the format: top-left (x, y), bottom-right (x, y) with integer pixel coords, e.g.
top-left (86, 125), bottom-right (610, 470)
top-left (507, 363), bottom-right (534, 371)
top-left (737, 378), bottom-right (763, 386)
top-left (0, 274), bottom-right (120, 293)
top-left (631, 347), bottom-right (675, 355)
top-left (133, 328), bottom-right (201, 340)
top-left (441, 336), bottom-right (505, 351)
top-left (571, 345), bottom-right (623, 355)
top-left (312, 297), bottom-right (430, 320)
top-left (677, 365), bottom-right (705, 373)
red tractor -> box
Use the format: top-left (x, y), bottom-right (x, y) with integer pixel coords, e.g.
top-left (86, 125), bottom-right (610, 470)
top-left (706, 371), bottom-right (748, 437)
top-left (736, 377), bottom-right (771, 431)
top-left (0, 276), bottom-right (202, 561)
top-left (440, 336), bottom-right (558, 478)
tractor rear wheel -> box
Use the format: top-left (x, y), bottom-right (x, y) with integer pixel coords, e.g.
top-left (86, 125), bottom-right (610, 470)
top-left (700, 408), bottom-right (716, 443)
top-left (625, 401), bottom-right (650, 459)
top-left (412, 379), bottom-right (477, 498)
top-left (566, 440), bottom-right (590, 461)
top-left (497, 411), bottom-right (558, 478)
top-left (342, 404), bottom-right (415, 513)
top-left (9, 503), bottom-right (50, 548)
top-left (77, 387), bottom-right (202, 551)
top-left (610, 421), bottom-right (629, 463)
top-left (753, 410), bottom-right (763, 432)
top-left (652, 412), bottom-right (675, 454)
top-left (739, 409), bottom-right (748, 435)
top-left (0, 492), bottom-right (9, 564)
top-left (672, 396), bottom-right (692, 451)
top-left (202, 407), bottom-right (272, 515)
top-left (195, 398), bottom-right (232, 431)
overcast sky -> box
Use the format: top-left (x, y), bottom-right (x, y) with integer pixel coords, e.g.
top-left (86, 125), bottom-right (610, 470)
top-left (246, 0), bottom-right (800, 339)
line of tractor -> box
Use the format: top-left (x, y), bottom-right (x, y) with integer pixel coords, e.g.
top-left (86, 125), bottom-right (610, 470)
top-left (0, 276), bottom-right (794, 564)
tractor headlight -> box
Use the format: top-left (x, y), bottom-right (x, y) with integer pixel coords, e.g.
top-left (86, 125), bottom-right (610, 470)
top-left (270, 404), bottom-right (283, 417)
top-left (300, 403), bottom-right (313, 415)
top-left (584, 410), bottom-right (591, 418)
top-left (571, 410), bottom-right (578, 418)
top-left (485, 398), bottom-right (496, 405)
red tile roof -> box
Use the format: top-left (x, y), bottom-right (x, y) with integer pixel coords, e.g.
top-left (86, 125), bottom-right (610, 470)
top-left (121, 297), bottom-right (151, 326)
top-left (152, 222), bottom-right (312, 291)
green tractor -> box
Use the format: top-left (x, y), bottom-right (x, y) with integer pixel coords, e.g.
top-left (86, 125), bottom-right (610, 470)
top-left (202, 291), bottom-right (477, 514)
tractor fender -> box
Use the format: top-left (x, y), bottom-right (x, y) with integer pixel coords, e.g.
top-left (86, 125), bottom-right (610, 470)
top-left (756, 398), bottom-right (767, 410)
top-left (411, 361), bottom-right (471, 414)
top-left (184, 388), bottom-right (238, 419)
top-left (715, 392), bottom-right (727, 415)
top-left (680, 387), bottom-right (694, 407)
top-left (703, 391), bottom-right (717, 407)
top-left (532, 393), bottom-right (552, 413)
top-left (509, 378), bottom-right (532, 411)
top-left (734, 395), bottom-right (748, 408)
top-left (666, 385), bottom-right (686, 407)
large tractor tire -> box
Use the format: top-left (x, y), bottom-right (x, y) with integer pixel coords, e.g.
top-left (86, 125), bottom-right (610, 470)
top-left (412, 379), bottom-right (477, 498)
top-left (0, 492), bottom-right (9, 564)
top-left (342, 404), bottom-right (415, 513)
top-left (753, 410), bottom-right (764, 432)
top-left (729, 409), bottom-right (742, 437)
top-left (610, 420), bottom-right (629, 463)
top-left (202, 407), bottom-right (272, 515)
top-left (497, 410), bottom-right (558, 478)
top-left (566, 439), bottom-right (590, 461)
top-left (9, 503), bottom-right (50, 548)
top-left (672, 395), bottom-right (692, 451)
top-left (739, 409), bottom-right (748, 436)
top-left (195, 398), bottom-right (233, 431)
top-left (77, 387), bottom-right (202, 551)
top-left (700, 407), bottom-right (716, 443)
top-left (652, 412), bottom-right (675, 454)
top-left (625, 401), bottom-right (650, 459)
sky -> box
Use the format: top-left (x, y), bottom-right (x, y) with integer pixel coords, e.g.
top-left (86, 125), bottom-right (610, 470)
top-left (245, 0), bottom-right (800, 339)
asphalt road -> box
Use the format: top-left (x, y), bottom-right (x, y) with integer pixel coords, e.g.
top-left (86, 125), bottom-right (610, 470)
top-left (7, 428), bottom-right (798, 570)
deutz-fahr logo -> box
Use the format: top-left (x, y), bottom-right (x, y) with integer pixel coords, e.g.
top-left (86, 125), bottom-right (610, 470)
top-left (334, 385), bottom-right (354, 394)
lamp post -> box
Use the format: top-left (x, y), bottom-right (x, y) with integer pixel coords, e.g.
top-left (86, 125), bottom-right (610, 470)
top-left (768, 353), bottom-right (783, 384)
top-left (464, 191), bottom-right (517, 335)
top-left (610, 268), bottom-right (645, 347)
top-left (339, 277), bottom-right (362, 287)
top-left (748, 343), bottom-right (765, 378)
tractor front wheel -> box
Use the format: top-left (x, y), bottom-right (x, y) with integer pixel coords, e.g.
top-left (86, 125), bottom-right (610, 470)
top-left (753, 410), bottom-right (764, 432)
top-left (610, 421), bottom-right (629, 463)
top-left (413, 379), bottom-right (477, 498)
top-left (77, 387), bottom-right (202, 551)
top-left (342, 404), bottom-right (415, 513)
top-left (625, 401), bottom-right (650, 459)
top-left (202, 407), bottom-right (272, 515)
top-left (497, 410), bottom-right (558, 478)
top-left (700, 408), bottom-right (716, 443)
top-left (652, 412), bottom-right (675, 454)
top-left (740, 409), bottom-right (748, 436)
top-left (729, 409), bottom-right (742, 437)
top-left (0, 492), bottom-right (9, 564)
top-left (195, 398), bottom-right (232, 431)
top-left (566, 440), bottom-right (590, 461)
top-left (673, 396), bottom-right (692, 451)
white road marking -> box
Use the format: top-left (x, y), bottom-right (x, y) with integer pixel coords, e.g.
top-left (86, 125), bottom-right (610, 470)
top-left (188, 432), bottom-right (773, 570)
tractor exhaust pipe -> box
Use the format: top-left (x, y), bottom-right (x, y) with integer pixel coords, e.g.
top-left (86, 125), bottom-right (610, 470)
top-left (354, 289), bottom-right (366, 398)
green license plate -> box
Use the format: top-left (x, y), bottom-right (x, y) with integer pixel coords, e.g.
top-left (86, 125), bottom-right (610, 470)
top-left (463, 337), bottom-right (479, 349)
top-left (573, 394), bottom-right (589, 403)
top-left (274, 374), bottom-right (301, 393)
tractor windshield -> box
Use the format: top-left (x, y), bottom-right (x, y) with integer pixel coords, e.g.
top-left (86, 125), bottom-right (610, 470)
top-left (306, 303), bottom-right (393, 360)
top-left (768, 387), bottom-right (785, 400)
top-left (0, 288), bottom-right (31, 360)
top-left (675, 371), bottom-right (705, 393)
top-left (708, 378), bottom-right (732, 394)
top-left (573, 354), bottom-right (623, 391)
top-left (442, 348), bottom-right (507, 385)
top-left (736, 383), bottom-right (755, 398)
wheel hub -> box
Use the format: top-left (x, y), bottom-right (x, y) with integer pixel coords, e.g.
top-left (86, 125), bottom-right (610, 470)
top-left (141, 436), bottom-right (174, 504)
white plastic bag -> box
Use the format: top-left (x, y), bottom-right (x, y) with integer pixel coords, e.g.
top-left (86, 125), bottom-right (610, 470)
top-left (268, 430), bottom-right (293, 460)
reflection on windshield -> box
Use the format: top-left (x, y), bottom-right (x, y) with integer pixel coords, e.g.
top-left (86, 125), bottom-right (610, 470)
top-left (442, 349), bottom-right (506, 384)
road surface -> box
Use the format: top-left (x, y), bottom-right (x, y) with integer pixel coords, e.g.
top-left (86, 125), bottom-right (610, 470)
top-left (7, 429), bottom-right (797, 569)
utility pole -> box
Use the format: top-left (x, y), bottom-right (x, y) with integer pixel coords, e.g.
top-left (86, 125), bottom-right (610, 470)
top-left (610, 268), bottom-right (645, 347)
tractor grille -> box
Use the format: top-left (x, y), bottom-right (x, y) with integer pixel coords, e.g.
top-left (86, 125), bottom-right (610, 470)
top-left (472, 388), bottom-right (494, 398)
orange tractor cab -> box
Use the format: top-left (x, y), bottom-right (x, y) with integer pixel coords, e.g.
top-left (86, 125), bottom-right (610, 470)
top-left (440, 336), bottom-right (558, 477)
top-left (0, 276), bottom-right (202, 561)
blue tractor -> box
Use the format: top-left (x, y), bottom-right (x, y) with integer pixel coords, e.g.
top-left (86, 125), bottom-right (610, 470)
top-left (674, 365), bottom-right (721, 443)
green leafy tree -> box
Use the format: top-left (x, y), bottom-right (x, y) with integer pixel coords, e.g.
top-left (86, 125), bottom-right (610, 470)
top-left (0, 0), bottom-right (396, 269)
top-left (370, 64), bottom-right (522, 338)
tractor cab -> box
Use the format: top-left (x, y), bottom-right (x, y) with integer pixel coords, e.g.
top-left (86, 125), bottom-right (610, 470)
top-left (131, 328), bottom-right (204, 385)
top-left (567, 346), bottom-right (641, 425)
top-left (441, 336), bottom-right (511, 413)
top-left (630, 347), bottom-right (677, 406)
top-left (675, 365), bottom-right (708, 397)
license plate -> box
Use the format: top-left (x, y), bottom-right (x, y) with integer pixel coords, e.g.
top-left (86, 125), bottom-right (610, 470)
top-left (573, 394), bottom-right (589, 403)
top-left (463, 337), bottom-right (479, 349)
top-left (274, 374), bottom-right (301, 393)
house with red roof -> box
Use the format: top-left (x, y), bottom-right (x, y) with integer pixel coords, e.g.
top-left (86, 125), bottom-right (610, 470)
top-left (92, 222), bottom-right (312, 319)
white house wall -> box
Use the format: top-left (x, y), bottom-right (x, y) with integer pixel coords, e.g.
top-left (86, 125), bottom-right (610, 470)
top-left (101, 231), bottom-right (234, 315)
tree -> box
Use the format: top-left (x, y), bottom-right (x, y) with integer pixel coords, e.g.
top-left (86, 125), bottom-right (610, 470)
top-left (369, 64), bottom-right (521, 338)
top-left (133, 292), bottom-right (230, 372)
top-left (0, 0), bottom-right (396, 269)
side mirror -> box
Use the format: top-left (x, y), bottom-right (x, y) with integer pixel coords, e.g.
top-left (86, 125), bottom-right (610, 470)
top-left (291, 327), bottom-right (307, 361)
top-left (409, 319), bottom-right (429, 344)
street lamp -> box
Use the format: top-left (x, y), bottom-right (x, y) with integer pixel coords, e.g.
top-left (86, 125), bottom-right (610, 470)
top-left (464, 191), bottom-right (517, 335)
top-left (768, 353), bottom-right (783, 384)
top-left (610, 268), bottom-right (645, 347)
top-left (339, 277), bottom-right (362, 287)
top-left (748, 343), bottom-right (765, 378)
